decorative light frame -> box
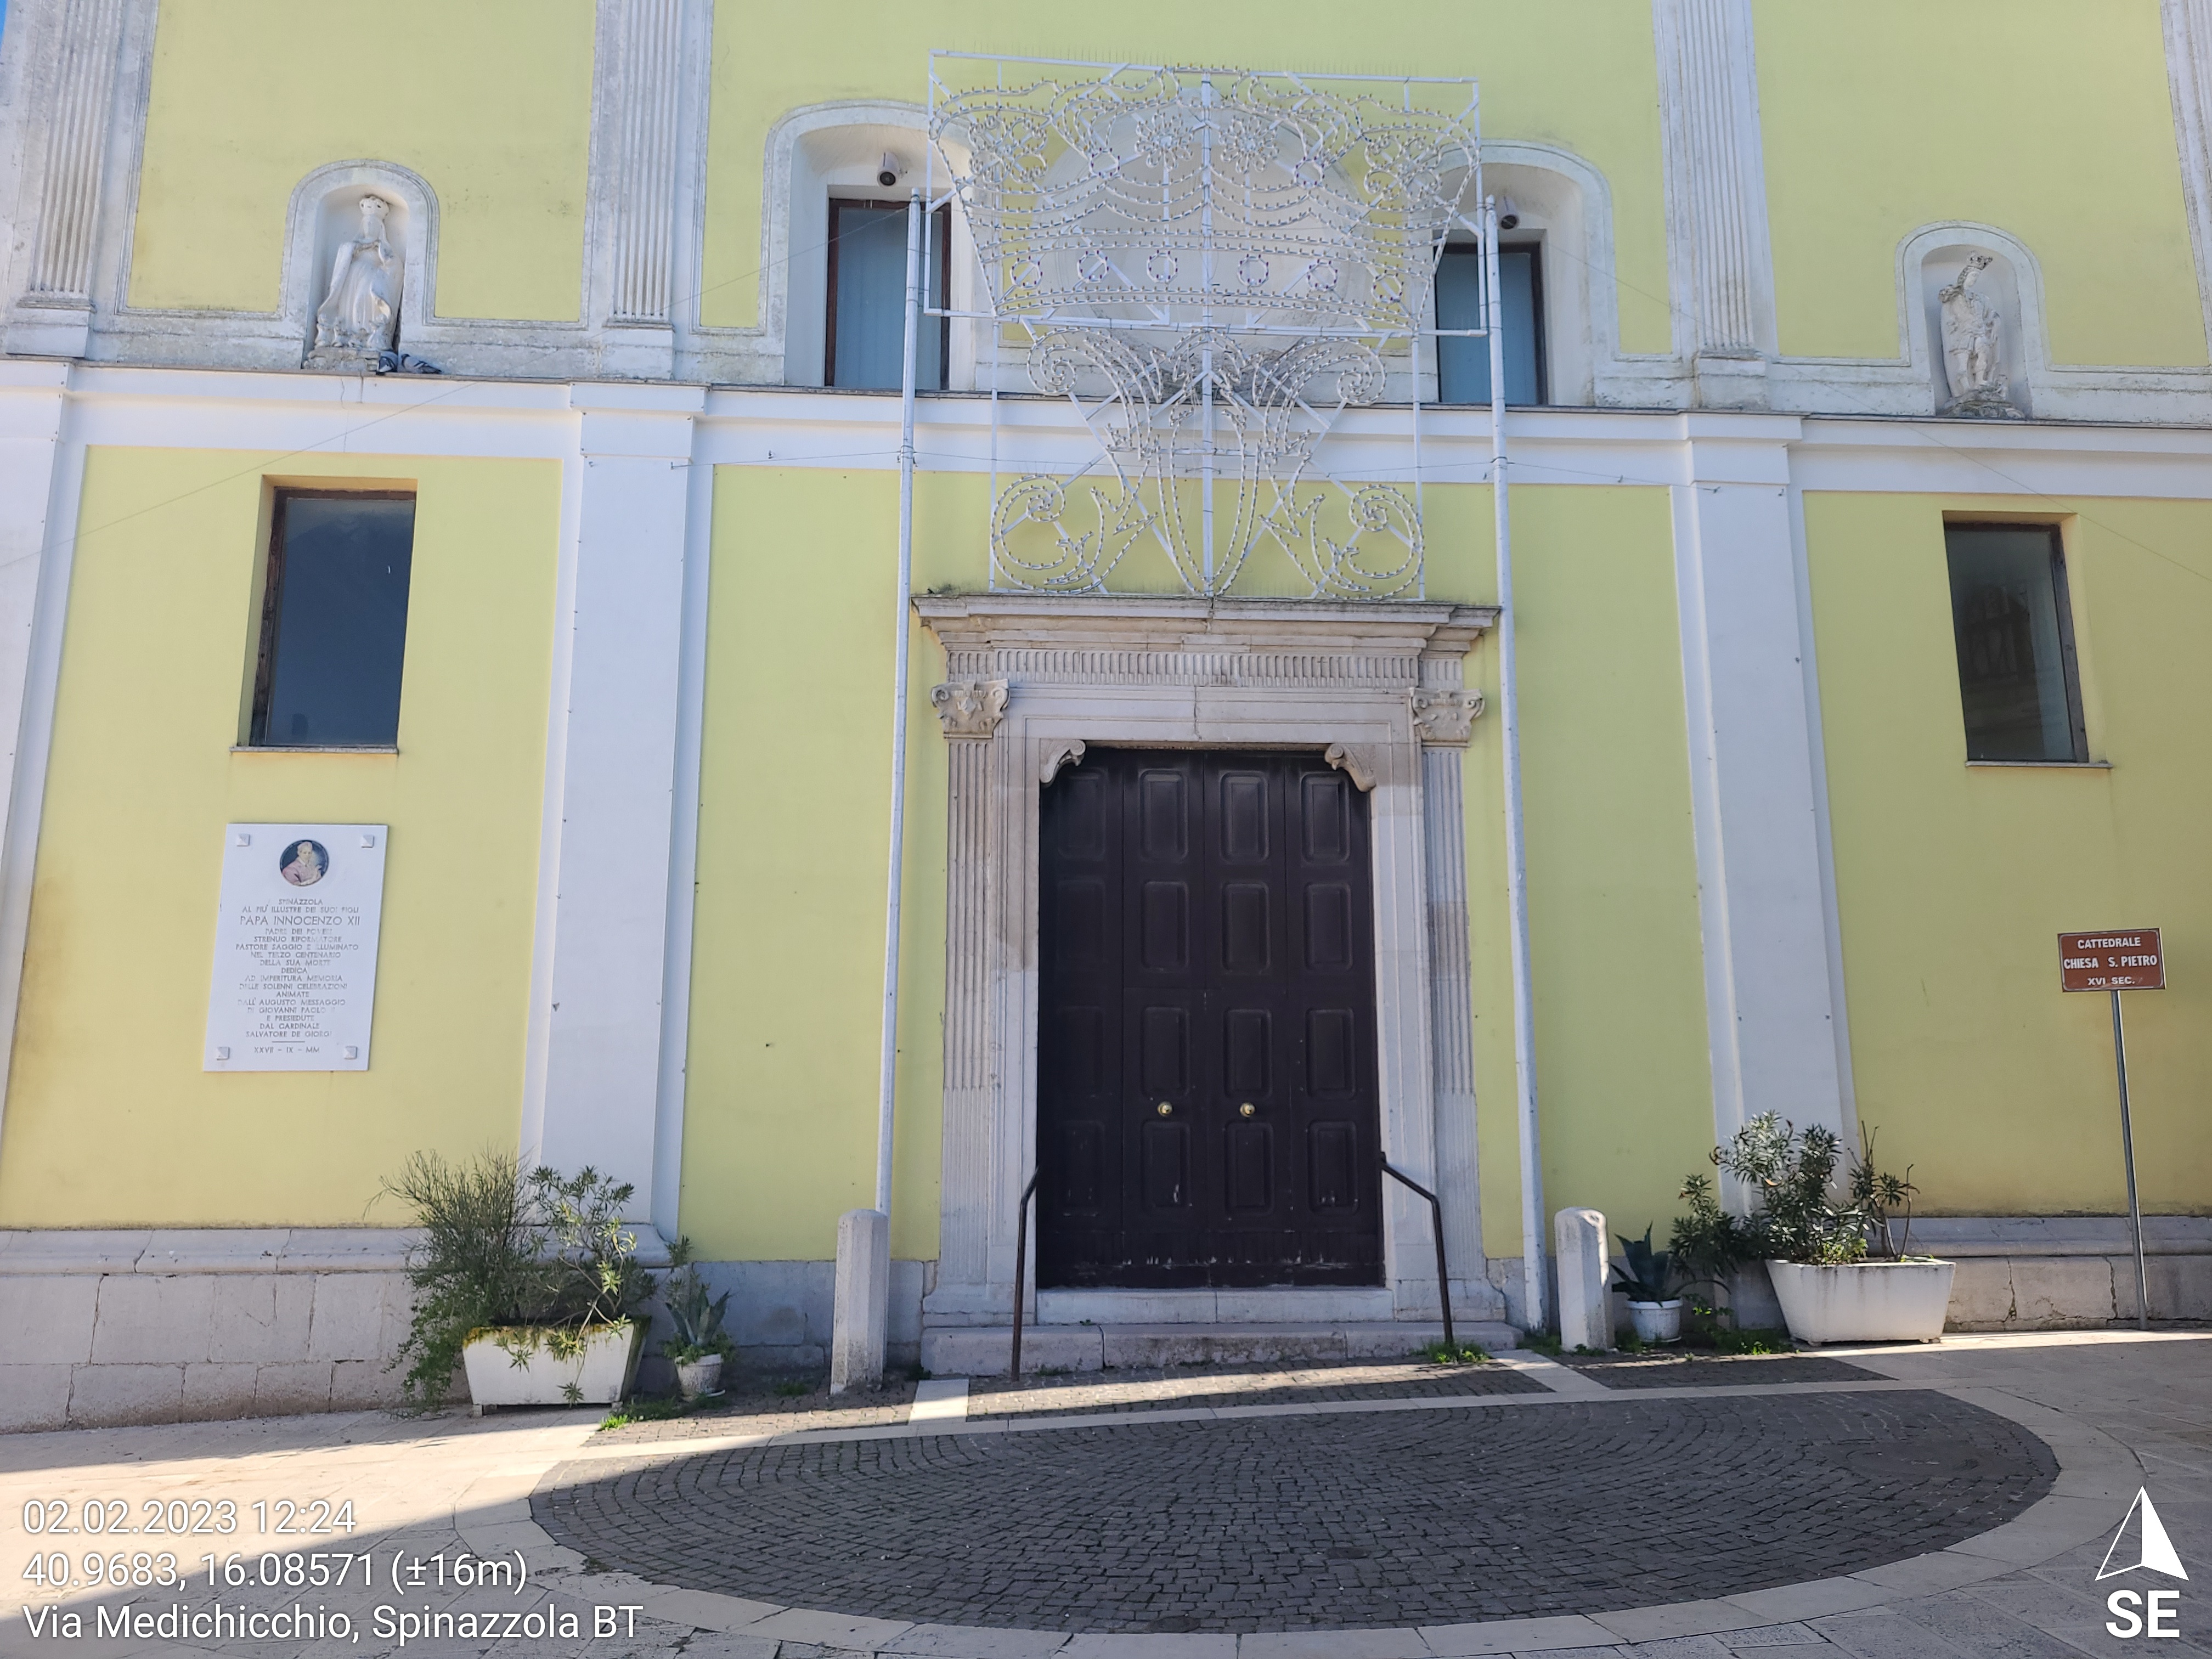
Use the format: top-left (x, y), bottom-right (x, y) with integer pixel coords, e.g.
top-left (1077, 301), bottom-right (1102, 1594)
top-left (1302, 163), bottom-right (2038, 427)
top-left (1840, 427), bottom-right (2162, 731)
top-left (928, 55), bottom-right (1489, 600)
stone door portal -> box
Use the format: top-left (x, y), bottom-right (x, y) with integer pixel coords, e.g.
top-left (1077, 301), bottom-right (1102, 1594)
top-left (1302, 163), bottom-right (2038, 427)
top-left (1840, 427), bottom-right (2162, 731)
top-left (1036, 747), bottom-right (1385, 1288)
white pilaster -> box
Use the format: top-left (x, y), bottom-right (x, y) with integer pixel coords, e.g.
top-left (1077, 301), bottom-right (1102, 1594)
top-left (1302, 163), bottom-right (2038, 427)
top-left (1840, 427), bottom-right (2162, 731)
top-left (4, 0), bottom-right (132, 358)
top-left (1413, 681), bottom-right (1489, 1305)
top-left (934, 700), bottom-right (1002, 1295)
top-left (609, 0), bottom-right (681, 324)
top-left (1652, 0), bottom-right (1778, 408)
top-left (0, 362), bottom-right (75, 1151)
top-left (523, 383), bottom-right (704, 1210)
top-left (585, 0), bottom-right (708, 379)
top-left (649, 428), bottom-right (716, 1233)
top-left (2163, 0), bottom-right (2212, 359)
top-left (1669, 413), bottom-right (1849, 1159)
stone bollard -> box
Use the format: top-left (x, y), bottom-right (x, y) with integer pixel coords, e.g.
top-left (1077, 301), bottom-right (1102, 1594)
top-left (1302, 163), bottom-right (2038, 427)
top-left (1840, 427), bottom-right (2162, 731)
top-left (1554, 1207), bottom-right (1612, 1351)
top-left (829, 1207), bottom-right (889, 1393)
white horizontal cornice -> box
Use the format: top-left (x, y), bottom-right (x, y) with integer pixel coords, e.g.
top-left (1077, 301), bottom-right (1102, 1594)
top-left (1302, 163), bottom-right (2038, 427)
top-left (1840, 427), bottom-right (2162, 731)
top-left (24, 363), bottom-right (2212, 503)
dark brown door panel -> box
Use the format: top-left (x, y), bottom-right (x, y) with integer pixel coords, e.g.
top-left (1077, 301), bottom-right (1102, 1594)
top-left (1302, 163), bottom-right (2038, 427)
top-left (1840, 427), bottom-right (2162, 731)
top-left (1037, 748), bottom-right (1383, 1289)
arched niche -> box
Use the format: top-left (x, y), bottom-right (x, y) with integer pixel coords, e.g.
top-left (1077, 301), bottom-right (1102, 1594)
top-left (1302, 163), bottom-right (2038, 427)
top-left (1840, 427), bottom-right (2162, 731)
top-left (1432, 143), bottom-right (1618, 407)
top-left (1899, 222), bottom-right (2045, 417)
top-left (759, 103), bottom-right (978, 388)
top-left (280, 161), bottom-right (439, 368)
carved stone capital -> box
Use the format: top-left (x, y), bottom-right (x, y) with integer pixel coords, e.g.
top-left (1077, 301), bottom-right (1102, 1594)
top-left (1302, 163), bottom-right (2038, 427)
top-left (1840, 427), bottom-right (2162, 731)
top-left (930, 679), bottom-right (1008, 739)
top-left (1410, 688), bottom-right (1485, 747)
top-left (1323, 742), bottom-right (1379, 792)
top-left (1039, 738), bottom-right (1086, 784)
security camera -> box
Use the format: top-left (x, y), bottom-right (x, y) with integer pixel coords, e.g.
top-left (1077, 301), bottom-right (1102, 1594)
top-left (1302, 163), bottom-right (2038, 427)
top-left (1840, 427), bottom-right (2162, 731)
top-left (877, 151), bottom-right (902, 189)
top-left (1496, 195), bottom-right (1522, 232)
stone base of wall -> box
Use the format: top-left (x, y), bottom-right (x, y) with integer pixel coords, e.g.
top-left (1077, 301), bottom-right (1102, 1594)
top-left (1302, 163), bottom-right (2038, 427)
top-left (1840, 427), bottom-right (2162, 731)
top-left (0, 1234), bottom-right (936, 1431)
top-left (1912, 1216), bottom-right (2212, 1329)
top-left (698, 1257), bottom-right (933, 1376)
top-left (8, 1222), bottom-right (2202, 1429)
top-left (1513, 1217), bottom-right (2212, 1341)
top-left (0, 1229), bottom-right (417, 1433)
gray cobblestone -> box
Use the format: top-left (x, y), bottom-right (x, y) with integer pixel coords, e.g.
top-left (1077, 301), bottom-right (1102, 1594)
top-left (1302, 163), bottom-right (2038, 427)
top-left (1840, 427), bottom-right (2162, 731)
top-left (533, 1390), bottom-right (2054, 1634)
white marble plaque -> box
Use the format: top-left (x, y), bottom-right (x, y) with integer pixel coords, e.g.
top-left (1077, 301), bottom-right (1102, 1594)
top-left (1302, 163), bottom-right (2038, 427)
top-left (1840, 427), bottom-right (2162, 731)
top-left (204, 824), bottom-right (388, 1071)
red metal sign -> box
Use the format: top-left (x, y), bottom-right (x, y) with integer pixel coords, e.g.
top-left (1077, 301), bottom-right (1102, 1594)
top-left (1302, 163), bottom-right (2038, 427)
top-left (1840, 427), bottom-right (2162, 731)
top-left (2059, 929), bottom-right (2165, 992)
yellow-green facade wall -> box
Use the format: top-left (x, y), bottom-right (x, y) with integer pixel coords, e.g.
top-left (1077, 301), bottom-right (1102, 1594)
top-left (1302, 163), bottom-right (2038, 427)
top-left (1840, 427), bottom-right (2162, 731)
top-left (10, 456), bottom-right (2212, 1251)
top-left (1753, 0), bottom-right (2207, 366)
top-left (129, 1), bottom-right (597, 323)
top-left (0, 450), bottom-right (558, 1227)
top-left (9, 0), bottom-right (2212, 1257)
top-left (1807, 494), bottom-right (2212, 1217)
top-left (116, 3), bottom-right (2212, 376)
top-left (679, 466), bottom-right (977, 1264)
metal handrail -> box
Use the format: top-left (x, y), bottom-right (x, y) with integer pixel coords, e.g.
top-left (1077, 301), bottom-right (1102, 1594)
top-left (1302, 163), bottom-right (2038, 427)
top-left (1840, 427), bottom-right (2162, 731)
top-left (1380, 1155), bottom-right (1455, 1356)
top-left (1009, 1172), bottom-right (1039, 1378)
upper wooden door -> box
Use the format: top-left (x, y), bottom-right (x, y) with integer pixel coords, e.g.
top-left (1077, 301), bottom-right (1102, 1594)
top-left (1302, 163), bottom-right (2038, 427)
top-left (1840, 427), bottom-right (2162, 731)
top-left (1036, 748), bottom-right (1384, 1288)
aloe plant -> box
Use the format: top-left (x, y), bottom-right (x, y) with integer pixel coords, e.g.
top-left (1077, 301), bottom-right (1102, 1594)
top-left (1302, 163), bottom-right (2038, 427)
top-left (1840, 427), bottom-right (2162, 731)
top-left (659, 1240), bottom-right (734, 1364)
top-left (1610, 1225), bottom-right (1679, 1304)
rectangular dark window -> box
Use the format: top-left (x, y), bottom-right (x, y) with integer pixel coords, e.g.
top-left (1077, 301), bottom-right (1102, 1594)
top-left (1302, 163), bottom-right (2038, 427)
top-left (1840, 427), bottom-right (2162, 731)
top-left (249, 491), bottom-right (415, 748)
top-left (1435, 242), bottom-right (1545, 405)
top-left (826, 200), bottom-right (950, 390)
top-left (1944, 522), bottom-right (2087, 763)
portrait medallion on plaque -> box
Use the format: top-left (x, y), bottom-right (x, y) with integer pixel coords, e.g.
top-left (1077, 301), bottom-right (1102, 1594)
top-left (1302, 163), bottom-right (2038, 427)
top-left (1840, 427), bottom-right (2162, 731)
top-left (204, 823), bottom-right (388, 1071)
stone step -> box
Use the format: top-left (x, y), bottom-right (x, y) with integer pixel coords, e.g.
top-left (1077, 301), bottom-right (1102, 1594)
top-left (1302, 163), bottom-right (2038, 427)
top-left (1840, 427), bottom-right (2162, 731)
top-left (921, 1319), bottom-right (1520, 1378)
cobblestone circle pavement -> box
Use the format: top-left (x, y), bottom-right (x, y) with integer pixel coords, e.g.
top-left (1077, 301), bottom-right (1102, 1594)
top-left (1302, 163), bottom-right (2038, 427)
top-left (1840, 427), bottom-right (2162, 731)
top-left (534, 1389), bottom-right (2057, 1633)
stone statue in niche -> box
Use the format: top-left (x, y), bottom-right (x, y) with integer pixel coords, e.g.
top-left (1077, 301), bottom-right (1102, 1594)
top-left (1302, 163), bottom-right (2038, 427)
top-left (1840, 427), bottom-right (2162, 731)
top-left (306, 194), bottom-right (399, 370)
top-left (1939, 253), bottom-right (2020, 417)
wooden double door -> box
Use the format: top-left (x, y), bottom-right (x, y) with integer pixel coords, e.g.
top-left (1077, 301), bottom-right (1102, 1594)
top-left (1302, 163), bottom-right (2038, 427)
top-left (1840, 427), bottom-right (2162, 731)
top-left (1036, 748), bottom-right (1384, 1289)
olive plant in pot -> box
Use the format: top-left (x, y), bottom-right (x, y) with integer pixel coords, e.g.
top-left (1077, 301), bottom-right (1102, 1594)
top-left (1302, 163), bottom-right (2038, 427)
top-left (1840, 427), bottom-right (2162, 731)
top-left (659, 1242), bottom-right (734, 1400)
top-left (1680, 1114), bottom-right (1951, 1345)
top-left (1610, 1226), bottom-right (1684, 1344)
top-left (382, 1151), bottom-right (654, 1410)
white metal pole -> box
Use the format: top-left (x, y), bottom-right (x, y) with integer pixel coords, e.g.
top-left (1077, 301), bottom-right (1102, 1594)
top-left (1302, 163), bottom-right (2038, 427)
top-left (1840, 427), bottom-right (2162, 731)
top-left (874, 191), bottom-right (924, 1216)
top-left (2112, 990), bottom-right (2149, 1330)
top-left (1486, 199), bottom-right (1545, 1332)
top-left (1199, 77), bottom-right (1215, 590)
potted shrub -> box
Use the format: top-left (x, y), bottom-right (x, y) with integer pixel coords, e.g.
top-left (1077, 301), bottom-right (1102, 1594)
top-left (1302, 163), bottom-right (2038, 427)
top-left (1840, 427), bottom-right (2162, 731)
top-left (1680, 1115), bottom-right (1953, 1345)
top-left (383, 1151), bottom-right (654, 1410)
top-left (661, 1243), bottom-right (734, 1400)
top-left (1610, 1226), bottom-right (1684, 1344)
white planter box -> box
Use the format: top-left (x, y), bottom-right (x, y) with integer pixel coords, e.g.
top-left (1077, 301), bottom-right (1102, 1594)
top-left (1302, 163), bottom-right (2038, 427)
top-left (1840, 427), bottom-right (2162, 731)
top-left (461, 1322), bottom-right (644, 1408)
top-left (1766, 1260), bottom-right (1956, 1345)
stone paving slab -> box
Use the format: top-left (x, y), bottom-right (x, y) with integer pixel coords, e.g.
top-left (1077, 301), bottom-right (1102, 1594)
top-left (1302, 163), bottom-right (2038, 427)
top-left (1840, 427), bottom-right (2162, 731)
top-left (594, 1375), bottom-right (917, 1444)
top-left (967, 1357), bottom-right (1544, 1419)
top-left (1562, 1355), bottom-right (1883, 1391)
